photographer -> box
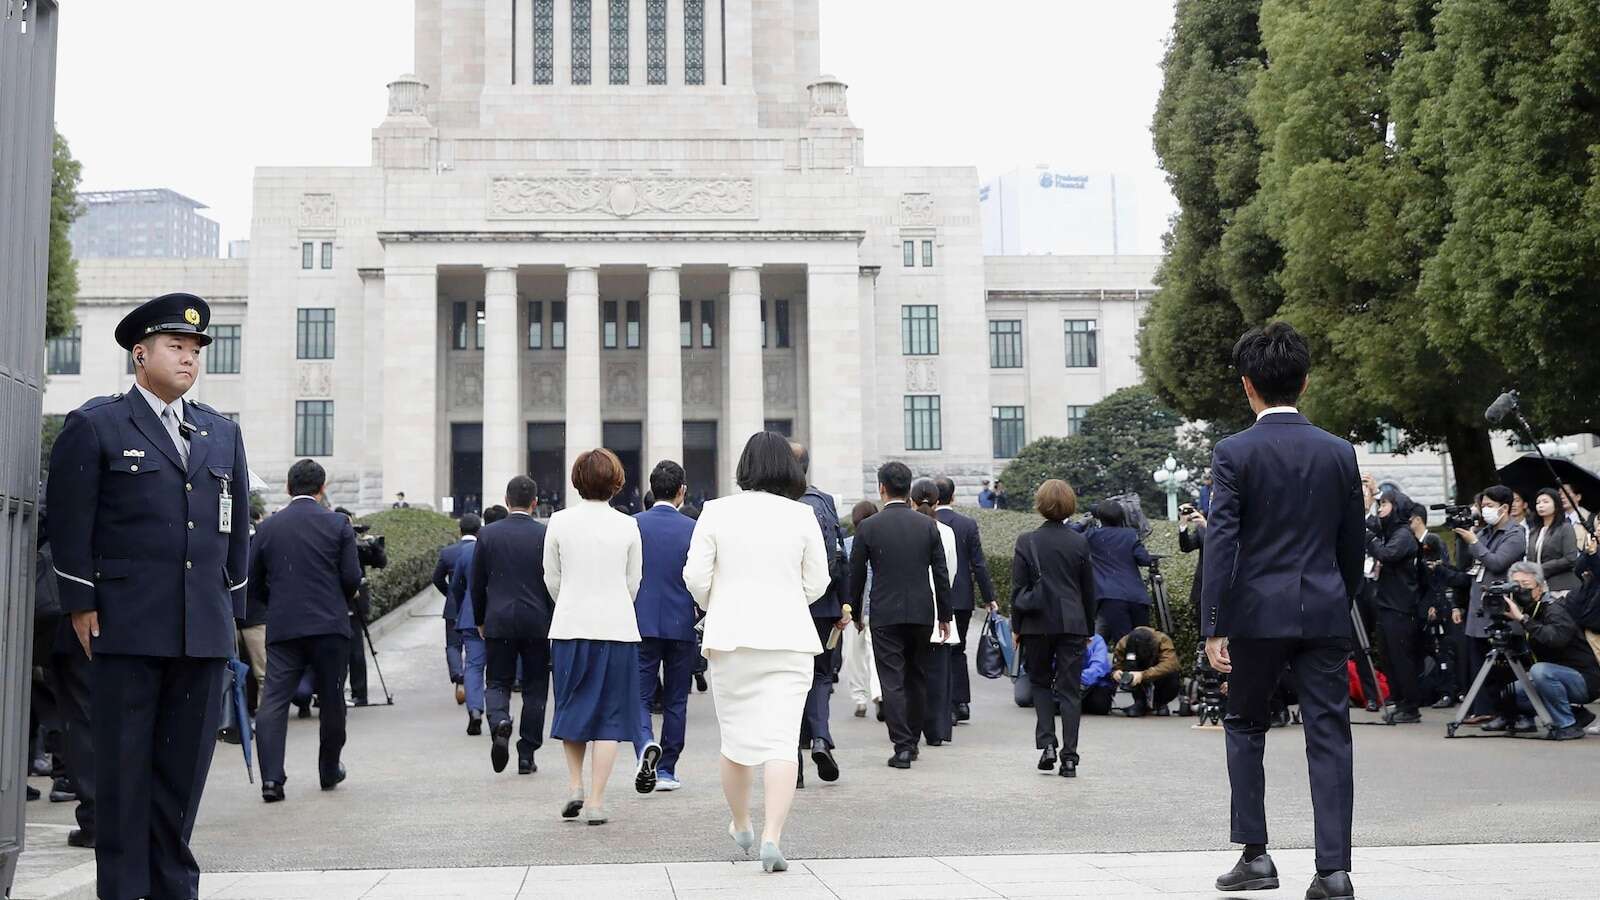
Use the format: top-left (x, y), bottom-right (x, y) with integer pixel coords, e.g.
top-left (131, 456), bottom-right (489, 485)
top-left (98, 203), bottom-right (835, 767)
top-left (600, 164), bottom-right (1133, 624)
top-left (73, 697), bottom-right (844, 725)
top-left (1414, 506), bottom-right (1466, 707)
top-left (1488, 563), bottom-right (1598, 739)
top-left (1451, 486), bottom-right (1527, 723)
top-left (1365, 486), bottom-right (1422, 723)
top-left (336, 507), bottom-right (389, 707)
top-left (1108, 626), bottom-right (1182, 717)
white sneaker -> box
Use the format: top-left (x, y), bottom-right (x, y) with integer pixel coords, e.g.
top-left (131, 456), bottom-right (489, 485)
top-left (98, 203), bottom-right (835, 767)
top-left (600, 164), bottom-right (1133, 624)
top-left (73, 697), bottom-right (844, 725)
top-left (1587, 723), bottom-right (1600, 735)
top-left (655, 773), bottom-right (681, 791)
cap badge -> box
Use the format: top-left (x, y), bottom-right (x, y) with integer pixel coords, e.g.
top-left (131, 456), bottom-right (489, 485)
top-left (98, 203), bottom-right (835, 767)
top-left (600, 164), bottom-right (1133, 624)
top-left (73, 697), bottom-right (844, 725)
top-left (183, 307), bottom-right (201, 326)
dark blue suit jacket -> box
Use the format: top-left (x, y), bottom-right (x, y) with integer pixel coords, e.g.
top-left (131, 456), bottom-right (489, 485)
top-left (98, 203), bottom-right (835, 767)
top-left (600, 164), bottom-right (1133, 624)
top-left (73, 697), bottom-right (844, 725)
top-left (450, 539), bottom-right (478, 631)
top-left (469, 512), bottom-right (554, 640)
top-left (432, 538), bottom-right (470, 622)
top-left (1200, 411), bottom-right (1366, 639)
top-left (46, 390), bottom-right (251, 658)
top-left (1086, 526), bottom-right (1154, 605)
top-left (936, 507), bottom-right (995, 611)
top-left (248, 497), bottom-right (362, 643)
top-left (633, 504), bottom-right (698, 642)
top-left (798, 485), bottom-right (847, 619)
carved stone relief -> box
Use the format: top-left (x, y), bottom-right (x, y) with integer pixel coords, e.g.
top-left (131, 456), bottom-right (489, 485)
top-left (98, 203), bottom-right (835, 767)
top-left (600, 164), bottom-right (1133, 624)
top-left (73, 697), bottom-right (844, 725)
top-left (299, 193), bottom-right (337, 228)
top-left (604, 361), bottom-right (641, 409)
top-left (905, 358), bottom-right (939, 393)
top-left (525, 363), bottom-right (564, 412)
top-left (488, 176), bottom-right (757, 220)
top-left (900, 193), bottom-right (936, 226)
top-left (764, 358), bottom-right (795, 407)
top-left (682, 361), bottom-right (718, 411)
top-left (297, 362), bottom-right (334, 398)
top-left (449, 360), bottom-right (483, 409)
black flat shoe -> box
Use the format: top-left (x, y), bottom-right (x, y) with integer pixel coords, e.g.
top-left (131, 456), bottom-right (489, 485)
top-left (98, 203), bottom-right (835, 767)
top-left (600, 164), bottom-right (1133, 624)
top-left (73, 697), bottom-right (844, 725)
top-left (320, 764), bottom-right (347, 790)
top-left (67, 829), bottom-right (95, 849)
top-left (561, 797), bottom-right (584, 819)
top-left (262, 782), bottom-right (285, 803)
top-left (1059, 759), bottom-right (1077, 778)
top-left (887, 750), bottom-right (912, 769)
top-left (491, 722), bottom-right (513, 773)
top-left (811, 739), bottom-right (839, 782)
top-left (954, 703), bottom-right (971, 722)
top-left (25, 785), bottom-right (39, 802)
top-left (1038, 745), bottom-right (1058, 771)
top-left (1306, 870), bottom-right (1354, 899)
top-left (1216, 852), bottom-right (1278, 891)
top-left (695, 673), bottom-right (709, 693)
top-left (518, 757), bottom-right (535, 775)
top-left (466, 715), bottom-right (483, 736)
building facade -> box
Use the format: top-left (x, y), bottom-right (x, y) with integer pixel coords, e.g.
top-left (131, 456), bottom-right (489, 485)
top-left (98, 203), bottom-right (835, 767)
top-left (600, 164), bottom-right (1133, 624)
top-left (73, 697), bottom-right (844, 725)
top-left (979, 165), bottom-right (1140, 256)
top-left (69, 188), bottom-right (221, 259)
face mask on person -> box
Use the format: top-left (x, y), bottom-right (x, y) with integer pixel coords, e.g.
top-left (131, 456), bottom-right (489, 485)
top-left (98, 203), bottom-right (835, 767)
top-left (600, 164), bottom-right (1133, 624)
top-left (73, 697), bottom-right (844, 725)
top-left (1482, 506), bottom-right (1503, 526)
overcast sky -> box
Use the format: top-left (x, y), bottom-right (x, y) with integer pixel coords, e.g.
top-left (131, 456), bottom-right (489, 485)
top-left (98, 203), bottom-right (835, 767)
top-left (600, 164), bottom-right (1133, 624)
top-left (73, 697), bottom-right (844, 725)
top-left (55, 1), bottom-right (1177, 251)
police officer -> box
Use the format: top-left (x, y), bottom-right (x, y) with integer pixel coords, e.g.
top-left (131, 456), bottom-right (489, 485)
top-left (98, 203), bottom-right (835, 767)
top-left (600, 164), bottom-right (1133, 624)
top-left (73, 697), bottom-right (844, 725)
top-left (47, 293), bottom-right (250, 900)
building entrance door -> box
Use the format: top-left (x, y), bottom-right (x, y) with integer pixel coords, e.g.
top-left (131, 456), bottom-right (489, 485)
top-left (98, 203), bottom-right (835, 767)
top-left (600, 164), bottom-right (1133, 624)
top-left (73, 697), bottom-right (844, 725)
top-left (450, 423), bottom-right (483, 517)
top-left (684, 420), bottom-right (719, 508)
top-left (602, 421), bottom-right (643, 513)
top-left (527, 422), bottom-right (566, 515)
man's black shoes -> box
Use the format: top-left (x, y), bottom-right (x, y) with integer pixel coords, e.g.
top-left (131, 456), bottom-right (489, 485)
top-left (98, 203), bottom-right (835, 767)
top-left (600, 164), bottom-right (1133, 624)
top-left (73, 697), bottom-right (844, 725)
top-left (320, 764), bottom-right (347, 791)
top-left (1038, 745), bottom-right (1058, 771)
top-left (1383, 708), bottom-right (1422, 724)
top-left (1059, 758), bottom-right (1077, 778)
top-left (262, 782), bottom-right (285, 803)
top-left (954, 702), bottom-right (971, 723)
top-left (49, 778), bottom-right (76, 803)
top-left (518, 757), bottom-right (536, 775)
top-left (67, 829), bottom-right (95, 849)
top-left (1216, 852), bottom-right (1279, 892)
top-left (466, 714), bottom-right (483, 736)
top-left (811, 739), bottom-right (840, 782)
top-left (887, 750), bottom-right (913, 769)
top-left (491, 722), bottom-right (513, 772)
top-left (1306, 870), bottom-right (1354, 899)
top-left (25, 785), bottom-right (39, 802)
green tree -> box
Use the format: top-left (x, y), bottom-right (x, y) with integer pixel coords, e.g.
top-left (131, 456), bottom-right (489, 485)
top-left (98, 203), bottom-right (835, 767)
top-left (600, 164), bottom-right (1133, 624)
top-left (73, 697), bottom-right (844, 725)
top-left (47, 129), bottom-right (83, 339)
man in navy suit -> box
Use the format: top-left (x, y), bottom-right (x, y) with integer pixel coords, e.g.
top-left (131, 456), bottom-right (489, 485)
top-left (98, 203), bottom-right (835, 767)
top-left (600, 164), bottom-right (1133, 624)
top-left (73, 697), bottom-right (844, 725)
top-left (1202, 323), bottom-right (1364, 900)
top-left (933, 476), bottom-right (996, 723)
top-left (793, 443), bottom-right (850, 787)
top-left (431, 516), bottom-right (479, 706)
top-left (471, 475), bottom-right (554, 775)
top-left (630, 461), bottom-right (698, 793)
top-left (251, 459), bottom-right (364, 802)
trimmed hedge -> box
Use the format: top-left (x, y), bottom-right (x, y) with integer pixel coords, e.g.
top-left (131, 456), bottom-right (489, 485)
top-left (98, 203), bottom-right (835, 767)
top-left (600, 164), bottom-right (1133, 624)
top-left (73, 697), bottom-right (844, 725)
top-left (357, 508), bottom-right (459, 618)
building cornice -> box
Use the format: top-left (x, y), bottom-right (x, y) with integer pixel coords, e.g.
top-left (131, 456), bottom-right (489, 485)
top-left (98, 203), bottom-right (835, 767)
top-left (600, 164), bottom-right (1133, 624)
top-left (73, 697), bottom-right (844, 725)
top-left (376, 230), bottom-right (866, 245)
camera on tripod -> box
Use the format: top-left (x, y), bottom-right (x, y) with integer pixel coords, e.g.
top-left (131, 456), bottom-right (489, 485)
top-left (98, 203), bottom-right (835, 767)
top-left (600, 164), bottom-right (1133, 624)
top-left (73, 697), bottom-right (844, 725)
top-left (1430, 503), bottom-right (1478, 531)
top-left (351, 523), bottom-right (388, 569)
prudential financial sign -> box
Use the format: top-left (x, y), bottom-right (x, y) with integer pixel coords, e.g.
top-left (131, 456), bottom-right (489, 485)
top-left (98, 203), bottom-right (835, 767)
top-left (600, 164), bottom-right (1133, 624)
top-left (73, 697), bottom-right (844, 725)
top-left (1037, 172), bottom-right (1090, 190)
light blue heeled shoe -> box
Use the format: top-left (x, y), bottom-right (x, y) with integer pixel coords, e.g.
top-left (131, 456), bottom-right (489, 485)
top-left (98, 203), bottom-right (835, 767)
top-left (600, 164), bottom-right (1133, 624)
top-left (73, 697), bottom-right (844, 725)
top-left (728, 821), bottom-right (755, 855)
top-left (760, 841), bottom-right (788, 873)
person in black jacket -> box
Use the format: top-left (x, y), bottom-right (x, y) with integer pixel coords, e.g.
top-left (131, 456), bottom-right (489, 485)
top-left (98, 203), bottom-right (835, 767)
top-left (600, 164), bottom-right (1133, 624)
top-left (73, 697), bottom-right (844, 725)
top-left (1494, 562), bottom-right (1599, 739)
top-left (1366, 486), bottom-right (1422, 723)
top-left (933, 476), bottom-right (997, 724)
top-left (335, 506), bottom-right (387, 707)
top-left (792, 443), bottom-right (850, 788)
top-left (1010, 479), bottom-right (1097, 778)
top-left (251, 460), bottom-right (363, 802)
top-left (432, 516), bottom-right (481, 706)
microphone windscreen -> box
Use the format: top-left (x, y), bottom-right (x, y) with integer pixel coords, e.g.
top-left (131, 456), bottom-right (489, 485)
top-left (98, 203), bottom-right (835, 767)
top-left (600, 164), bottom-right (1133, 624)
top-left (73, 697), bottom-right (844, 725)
top-left (1485, 391), bottom-right (1518, 425)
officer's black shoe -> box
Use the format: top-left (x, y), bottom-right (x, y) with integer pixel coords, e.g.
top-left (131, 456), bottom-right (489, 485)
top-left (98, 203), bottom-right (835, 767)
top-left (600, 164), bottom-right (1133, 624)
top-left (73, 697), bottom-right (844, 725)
top-left (261, 782), bottom-right (285, 803)
top-left (1215, 852), bottom-right (1279, 891)
top-left (1306, 870), bottom-right (1354, 899)
top-left (1059, 758), bottom-right (1077, 778)
top-left (811, 739), bottom-right (839, 782)
top-left (954, 702), bottom-right (971, 722)
top-left (49, 778), bottom-right (76, 803)
top-left (320, 764), bottom-right (347, 790)
top-left (518, 757), bottom-right (535, 775)
top-left (491, 722), bottom-right (513, 773)
top-left (887, 750), bottom-right (913, 769)
top-left (25, 785), bottom-right (39, 802)
top-left (467, 714), bottom-right (483, 736)
top-left (67, 829), bottom-right (95, 849)
top-left (1038, 745), bottom-right (1058, 771)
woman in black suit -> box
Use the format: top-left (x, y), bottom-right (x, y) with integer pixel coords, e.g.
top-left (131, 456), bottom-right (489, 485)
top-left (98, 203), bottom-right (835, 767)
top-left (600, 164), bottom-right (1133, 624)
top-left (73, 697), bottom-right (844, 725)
top-left (1011, 480), bottom-right (1097, 778)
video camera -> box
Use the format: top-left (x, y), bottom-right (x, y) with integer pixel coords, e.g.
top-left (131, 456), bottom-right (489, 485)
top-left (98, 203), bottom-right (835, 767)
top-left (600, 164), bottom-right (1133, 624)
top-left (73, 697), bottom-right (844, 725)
top-left (1480, 580), bottom-right (1532, 623)
top-left (1431, 503), bottom-right (1478, 531)
top-left (351, 524), bottom-right (388, 569)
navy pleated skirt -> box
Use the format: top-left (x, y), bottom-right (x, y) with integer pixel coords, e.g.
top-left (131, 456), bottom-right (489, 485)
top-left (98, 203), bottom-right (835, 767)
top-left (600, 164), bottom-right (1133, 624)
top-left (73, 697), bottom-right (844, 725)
top-left (550, 638), bottom-right (641, 742)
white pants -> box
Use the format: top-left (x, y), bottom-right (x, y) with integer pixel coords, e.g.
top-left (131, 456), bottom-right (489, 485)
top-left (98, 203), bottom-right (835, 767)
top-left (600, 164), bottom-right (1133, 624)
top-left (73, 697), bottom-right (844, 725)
top-left (842, 623), bottom-right (880, 705)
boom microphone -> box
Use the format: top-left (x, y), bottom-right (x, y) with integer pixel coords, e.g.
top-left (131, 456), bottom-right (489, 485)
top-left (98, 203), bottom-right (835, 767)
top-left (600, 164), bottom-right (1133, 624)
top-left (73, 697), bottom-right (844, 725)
top-left (1484, 390), bottom-right (1520, 426)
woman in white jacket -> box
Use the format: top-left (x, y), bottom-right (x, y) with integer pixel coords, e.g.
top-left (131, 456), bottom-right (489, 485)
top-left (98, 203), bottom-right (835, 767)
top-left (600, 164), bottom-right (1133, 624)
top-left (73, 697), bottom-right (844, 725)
top-left (683, 432), bottom-right (830, 873)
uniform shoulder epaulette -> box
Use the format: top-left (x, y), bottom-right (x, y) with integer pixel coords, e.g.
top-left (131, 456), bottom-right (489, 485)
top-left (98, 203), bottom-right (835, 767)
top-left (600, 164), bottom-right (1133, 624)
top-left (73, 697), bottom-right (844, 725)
top-left (79, 393), bottom-right (124, 412)
top-left (187, 400), bottom-right (225, 420)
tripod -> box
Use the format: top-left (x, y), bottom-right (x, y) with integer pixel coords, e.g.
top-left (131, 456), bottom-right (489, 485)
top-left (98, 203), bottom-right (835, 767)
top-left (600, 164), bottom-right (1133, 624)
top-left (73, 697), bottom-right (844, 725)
top-left (353, 609), bottom-right (395, 706)
top-left (1348, 597), bottom-right (1390, 722)
top-left (1144, 556), bottom-right (1176, 637)
top-left (1445, 628), bottom-right (1556, 739)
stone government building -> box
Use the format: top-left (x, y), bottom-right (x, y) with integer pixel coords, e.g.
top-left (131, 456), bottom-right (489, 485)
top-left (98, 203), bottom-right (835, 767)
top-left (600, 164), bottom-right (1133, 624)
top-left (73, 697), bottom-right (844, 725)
top-left (44, 1), bottom-right (1160, 512)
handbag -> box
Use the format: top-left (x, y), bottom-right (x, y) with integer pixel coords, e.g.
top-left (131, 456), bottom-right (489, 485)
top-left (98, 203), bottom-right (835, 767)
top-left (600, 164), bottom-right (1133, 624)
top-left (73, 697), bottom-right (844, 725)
top-left (976, 615), bottom-right (1007, 679)
top-left (1013, 655), bottom-right (1034, 707)
top-left (1010, 536), bottom-right (1048, 614)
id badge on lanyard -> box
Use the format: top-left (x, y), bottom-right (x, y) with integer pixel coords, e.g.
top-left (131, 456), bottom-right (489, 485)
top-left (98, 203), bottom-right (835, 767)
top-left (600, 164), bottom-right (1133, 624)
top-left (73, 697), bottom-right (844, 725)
top-left (218, 474), bottom-right (234, 534)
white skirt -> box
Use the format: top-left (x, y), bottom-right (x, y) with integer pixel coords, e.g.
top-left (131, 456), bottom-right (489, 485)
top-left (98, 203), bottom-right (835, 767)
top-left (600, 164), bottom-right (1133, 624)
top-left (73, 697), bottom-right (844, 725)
top-left (706, 648), bottom-right (812, 766)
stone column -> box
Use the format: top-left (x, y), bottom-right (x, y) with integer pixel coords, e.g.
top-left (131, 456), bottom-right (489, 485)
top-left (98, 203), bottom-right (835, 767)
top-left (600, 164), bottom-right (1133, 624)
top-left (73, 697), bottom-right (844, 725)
top-left (359, 269), bottom-right (387, 509)
top-left (482, 266), bottom-right (521, 505)
top-left (382, 265), bottom-right (440, 509)
top-left (721, 266), bottom-right (764, 493)
top-left (564, 266), bottom-right (603, 493)
top-left (856, 266), bottom-right (880, 484)
top-left (807, 262), bottom-right (865, 504)
top-left (646, 266), bottom-right (684, 470)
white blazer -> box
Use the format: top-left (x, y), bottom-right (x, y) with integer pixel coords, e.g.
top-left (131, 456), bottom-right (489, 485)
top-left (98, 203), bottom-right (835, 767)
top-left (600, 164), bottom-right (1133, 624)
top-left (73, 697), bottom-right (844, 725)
top-left (544, 500), bottom-right (643, 643)
top-left (930, 519), bottom-right (959, 645)
top-left (683, 491), bottom-right (830, 655)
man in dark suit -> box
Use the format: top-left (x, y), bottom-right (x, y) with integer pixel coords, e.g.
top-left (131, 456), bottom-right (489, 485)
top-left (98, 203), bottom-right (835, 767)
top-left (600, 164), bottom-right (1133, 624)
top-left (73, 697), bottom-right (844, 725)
top-left (793, 443), bottom-right (849, 787)
top-left (251, 459), bottom-right (363, 802)
top-left (1202, 323), bottom-right (1364, 900)
top-left (630, 461), bottom-right (698, 793)
top-left (933, 476), bottom-right (996, 723)
top-left (849, 461), bottom-right (952, 769)
top-left (471, 475), bottom-right (554, 775)
top-left (432, 516), bottom-right (480, 706)
top-left (48, 293), bottom-right (251, 899)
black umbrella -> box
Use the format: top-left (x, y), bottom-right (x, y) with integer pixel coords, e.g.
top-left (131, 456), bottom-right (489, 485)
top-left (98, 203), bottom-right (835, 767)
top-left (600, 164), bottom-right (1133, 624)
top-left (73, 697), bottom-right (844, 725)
top-left (1495, 455), bottom-right (1600, 519)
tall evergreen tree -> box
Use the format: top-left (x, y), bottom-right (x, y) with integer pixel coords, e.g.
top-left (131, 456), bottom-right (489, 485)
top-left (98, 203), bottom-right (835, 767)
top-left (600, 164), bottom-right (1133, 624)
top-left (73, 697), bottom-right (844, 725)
top-left (47, 129), bottom-right (83, 340)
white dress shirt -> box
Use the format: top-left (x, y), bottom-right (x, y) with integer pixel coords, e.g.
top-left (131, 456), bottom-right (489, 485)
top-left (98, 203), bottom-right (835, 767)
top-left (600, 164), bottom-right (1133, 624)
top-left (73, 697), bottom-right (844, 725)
top-left (135, 382), bottom-right (189, 467)
top-left (930, 519), bottom-right (959, 645)
top-left (1256, 405), bottom-right (1299, 421)
top-left (544, 500), bottom-right (643, 642)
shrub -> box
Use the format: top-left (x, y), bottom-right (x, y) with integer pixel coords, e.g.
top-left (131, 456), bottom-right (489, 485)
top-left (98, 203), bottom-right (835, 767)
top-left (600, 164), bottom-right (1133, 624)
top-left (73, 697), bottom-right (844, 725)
top-left (357, 507), bottom-right (459, 618)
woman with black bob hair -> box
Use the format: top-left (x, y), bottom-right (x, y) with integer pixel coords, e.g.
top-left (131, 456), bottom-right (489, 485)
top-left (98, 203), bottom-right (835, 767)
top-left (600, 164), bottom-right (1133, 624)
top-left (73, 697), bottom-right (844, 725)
top-left (1085, 498), bottom-right (1156, 648)
top-left (683, 431), bottom-right (830, 872)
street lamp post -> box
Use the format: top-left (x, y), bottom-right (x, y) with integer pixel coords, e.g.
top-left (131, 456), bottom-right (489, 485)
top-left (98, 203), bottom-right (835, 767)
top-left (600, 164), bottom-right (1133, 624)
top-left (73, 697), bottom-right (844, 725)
top-left (1152, 454), bottom-right (1191, 522)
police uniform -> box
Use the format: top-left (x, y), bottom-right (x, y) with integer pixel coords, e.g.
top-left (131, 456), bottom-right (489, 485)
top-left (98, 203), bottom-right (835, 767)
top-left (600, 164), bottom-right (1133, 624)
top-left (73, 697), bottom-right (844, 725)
top-left (46, 293), bottom-right (250, 900)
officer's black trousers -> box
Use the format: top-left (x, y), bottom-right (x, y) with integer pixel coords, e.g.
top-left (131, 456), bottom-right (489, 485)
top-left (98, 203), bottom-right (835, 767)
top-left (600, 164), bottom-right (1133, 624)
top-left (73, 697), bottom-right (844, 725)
top-left (92, 654), bottom-right (223, 900)
top-left (256, 635), bottom-right (349, 788)
top-left (47, 648), bottom-right (96, 838)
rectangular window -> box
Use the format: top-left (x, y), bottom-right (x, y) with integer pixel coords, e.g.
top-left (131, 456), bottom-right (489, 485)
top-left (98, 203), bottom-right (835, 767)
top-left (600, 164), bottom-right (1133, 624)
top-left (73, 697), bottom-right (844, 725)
top-left (922, 240), bottom-right (935, 267)
top-left (1067, 404), bottom-right (1090, 437)
top-left (625, 300), bottom-right (641, 349)
top-left (764, 419), bottom-right (794, 437)
top-left (208, 324), bottom-right (241, 374)
top-left (904, 395), bottom-right (942, 451)
top-left (989, 319), bottom-right (1023, 368)
top-left (992, 406), bottom-right (1025, 458)
top-left (552, 301), bottom-right (567, 349)
top-left (527, 300), bottom-right (544, 349)
top-left (294, 400), bottom-right (334, 457)
top-left (684, 0), bottom-right (705, 85)
top-left (902, 240), bottom-right (916, 267)
top-left (1369, 424), bottom-right (1402, 455)
top-left (761, 301), bottom-right (768, 349)
top-left (901, 305), bottom-right (940, 355)
top-left (646, 0), bottom-right (668, 85)
top-left (775, 299), bottom-right (791, 348)
top-left (608, 0), bottom-right (629, 84)
top-left (320, 241), bottom-right (333, 269)
top-left (475, 301), bottom-right (486, 349)
top-left (451, 301), bottom-right (469, 350)
top-left (46, 326), bottom-right (81, 375)
top-left (680, 300), bottom-right (692, 348)
top-left (700, 299), bottom-right (716, 348)
top-left (1064, 319), bottom-right (1098, 368)
top-left (300, 241), bottom-right (313, 270)
top-left (603, 300), bottom-right (619, 349)
top-left (532, 0), bottom-right (555, 84)
top-left (296, 309), bottom-right (336, 359)
top-left (571, 0), bottom-right (592, 85)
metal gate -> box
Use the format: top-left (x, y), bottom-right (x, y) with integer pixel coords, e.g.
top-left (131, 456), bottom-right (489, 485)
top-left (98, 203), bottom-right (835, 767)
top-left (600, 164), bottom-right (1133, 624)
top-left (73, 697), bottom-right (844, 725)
top-left (1, 1), bottom-right (61, 893)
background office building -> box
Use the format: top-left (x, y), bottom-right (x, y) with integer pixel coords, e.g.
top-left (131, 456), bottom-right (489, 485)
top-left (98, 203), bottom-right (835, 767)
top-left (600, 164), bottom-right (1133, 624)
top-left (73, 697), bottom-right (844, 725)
top-left (979, 166), bottom-right (1140, 256)
top-left (69, 188), bottom-right (221, 259)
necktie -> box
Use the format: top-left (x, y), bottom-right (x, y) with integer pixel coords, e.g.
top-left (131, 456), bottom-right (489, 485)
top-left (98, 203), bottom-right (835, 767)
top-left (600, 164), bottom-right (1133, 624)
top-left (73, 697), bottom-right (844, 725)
top-left (161, 405), bottom-right (189, 469)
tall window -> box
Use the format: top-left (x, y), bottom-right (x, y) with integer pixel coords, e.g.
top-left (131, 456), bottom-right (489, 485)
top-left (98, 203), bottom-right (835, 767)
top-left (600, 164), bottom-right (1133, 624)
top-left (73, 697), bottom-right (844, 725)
top-left (1369, 424), bottom-right (1402, 455)
top-left (294, 400), bottom-right (333, 456)
top-left (552, 301), bottom-right (567, 349)
top-left (571, 0), bottom-right (592, 85)
top-left (208, 324), bottom-right (241, 374)
top-left (532, 0), bottom-right (555, 84)
top-left (608, 0), bottom-right (629, 84)
top-left (992, 406), bottom-right (1025, 458)
top-left (300, 242), bottom-right (313, 270)
top-left (901, 305), bottom-right (939, 355)
top-left (527, 300), bottom-right (544, 349)
top-left (474, 301), bottom-right (486, 349)
top-left (989, 320), bottom-right (1022, 368)
top-left (902, 240), bottom-right (915, 267)
top-left (922, 240), bottom-right (935, 267)
top-left (646, 0), bottom-right (668, 84)
top-left (761, 301), bottom-right (768, 348)
top-left (684, 0), bottom-right (705, 85)
top-left (451, 301), bottom-right (470, 350)
top-left (625, 300), bottom-right (641, 349)
top-left (296, 309), bottom-right (335, 359)
top-left (680, 300), bottom-right (692, 348)
top-left (320, 241), bottom-right (333, 269)
top-left (1064, 319), bottom-right (1098, 368)
top-left (774, 299), bottom-right (791, 348)
top-left (46, 326), bottom-right (81, 375)
top-left (1067, 404), bottom-right (1090, 437)
top-left (700, 299), bottom-right (716, 348)
top-left (904, 396), bottom-right (942, 451)
top-left (603, 300), bottom-right (619, 349)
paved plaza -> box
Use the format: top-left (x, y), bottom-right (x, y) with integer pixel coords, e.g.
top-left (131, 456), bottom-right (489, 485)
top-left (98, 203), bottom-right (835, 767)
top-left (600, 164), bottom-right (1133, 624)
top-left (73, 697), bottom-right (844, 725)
top-left (17, 591), bottom-right (1600, 897)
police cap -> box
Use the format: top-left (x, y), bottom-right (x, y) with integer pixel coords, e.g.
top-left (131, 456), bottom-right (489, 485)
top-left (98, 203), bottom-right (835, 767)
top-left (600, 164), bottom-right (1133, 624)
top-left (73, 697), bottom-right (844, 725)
top-left (114, 292), bottom-right (213, 350)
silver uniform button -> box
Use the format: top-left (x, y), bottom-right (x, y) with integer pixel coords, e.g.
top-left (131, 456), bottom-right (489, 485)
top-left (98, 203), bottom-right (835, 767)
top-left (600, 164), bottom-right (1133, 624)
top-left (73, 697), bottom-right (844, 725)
top-left (130, 465), bottom-right (139, 472)
top-left (185, 483), bottom-right (192, 491)
top-left (185, 561), bottom-right (192, 570)
top-left (187, 521), bottom-right (194, 530)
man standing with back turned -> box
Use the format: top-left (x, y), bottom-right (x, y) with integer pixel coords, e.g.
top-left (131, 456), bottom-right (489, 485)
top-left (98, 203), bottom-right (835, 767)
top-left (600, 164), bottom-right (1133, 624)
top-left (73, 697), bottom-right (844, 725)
top-left (1203, 323), bottom-right (1364, 900)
